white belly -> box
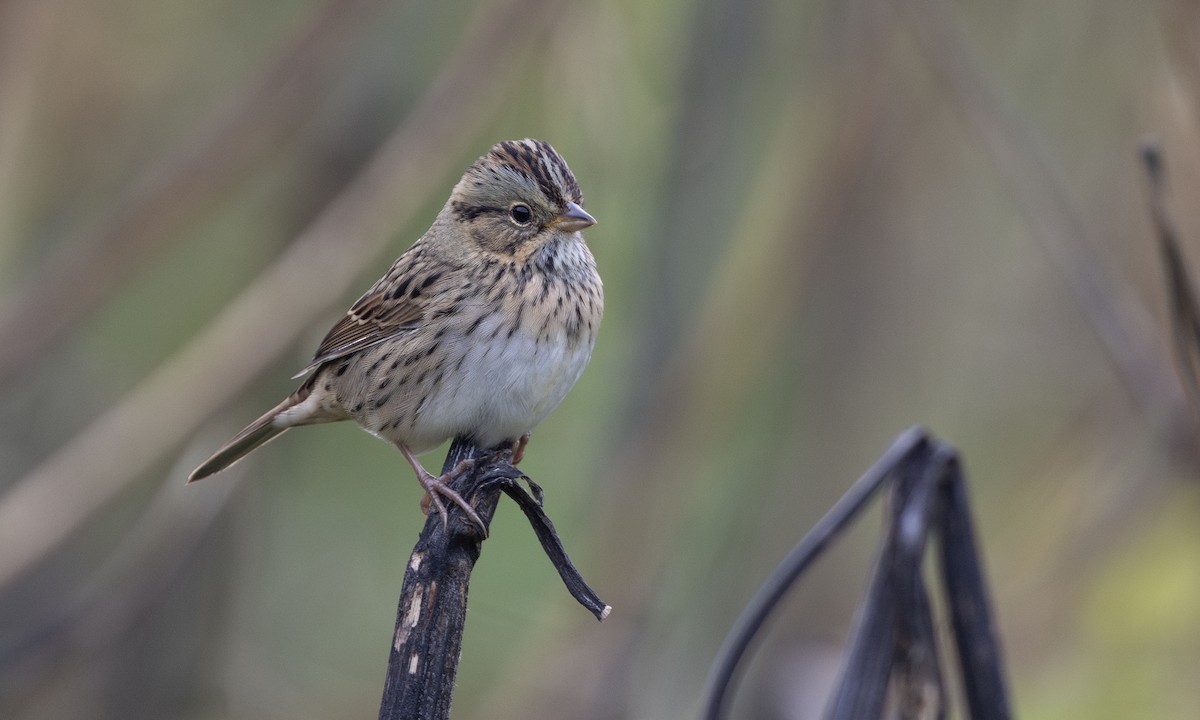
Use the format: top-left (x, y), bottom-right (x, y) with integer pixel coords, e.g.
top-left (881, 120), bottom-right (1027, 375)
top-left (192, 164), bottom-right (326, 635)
top-left (396, 313), bottom-right (594, 453)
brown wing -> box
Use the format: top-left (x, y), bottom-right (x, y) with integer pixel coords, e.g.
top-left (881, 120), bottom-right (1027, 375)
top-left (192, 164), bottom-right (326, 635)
top-left (295, 251), bottom-right (449, 376)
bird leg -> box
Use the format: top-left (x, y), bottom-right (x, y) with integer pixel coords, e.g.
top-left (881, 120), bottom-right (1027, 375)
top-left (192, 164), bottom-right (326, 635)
top-left (397, 443), bottom-right (486, 534)
top-left (512, 433), bottom-right (531, 465)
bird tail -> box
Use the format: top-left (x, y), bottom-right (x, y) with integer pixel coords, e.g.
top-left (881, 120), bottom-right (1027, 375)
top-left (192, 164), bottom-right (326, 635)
top-left (187, 381), bottom-right (316, 483)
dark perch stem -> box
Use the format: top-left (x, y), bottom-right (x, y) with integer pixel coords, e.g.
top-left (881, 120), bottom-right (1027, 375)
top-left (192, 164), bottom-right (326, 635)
top-left (377, 439), bottom-right (498, 720)
top-left (378, 437), bottom-right (608, 720)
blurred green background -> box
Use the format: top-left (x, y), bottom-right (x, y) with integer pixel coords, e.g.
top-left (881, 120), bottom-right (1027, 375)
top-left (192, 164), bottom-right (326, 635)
top-left (2, 0), bottom-right (1200, 717)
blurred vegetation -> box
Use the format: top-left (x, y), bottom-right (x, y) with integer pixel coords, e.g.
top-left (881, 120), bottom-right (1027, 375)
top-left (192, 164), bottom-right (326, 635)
top-left (2, 0), bottom-right (1199, 718)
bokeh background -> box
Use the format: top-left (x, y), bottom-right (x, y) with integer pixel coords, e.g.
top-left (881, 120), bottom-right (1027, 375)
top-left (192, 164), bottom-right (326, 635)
top-left (2, 0), bottom-right (1200, 717)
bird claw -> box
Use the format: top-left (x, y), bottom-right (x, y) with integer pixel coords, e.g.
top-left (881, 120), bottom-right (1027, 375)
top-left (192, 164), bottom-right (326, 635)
top-left (418, 460), bottom-right (487, 536)
top-left (512, 433), bottom-right (530, 465)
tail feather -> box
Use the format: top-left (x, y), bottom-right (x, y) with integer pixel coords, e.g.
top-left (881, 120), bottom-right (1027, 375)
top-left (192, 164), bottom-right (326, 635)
top-left (187, 412), bottom-right (285, 482)
top-left (188, 382), bottom-right (316, 482)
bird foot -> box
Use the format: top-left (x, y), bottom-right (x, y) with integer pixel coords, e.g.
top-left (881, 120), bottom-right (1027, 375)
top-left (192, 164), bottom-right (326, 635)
top-left (512, 433), bottom-right (530, 465)
top-left (418, 459), bottom-right (487, 536)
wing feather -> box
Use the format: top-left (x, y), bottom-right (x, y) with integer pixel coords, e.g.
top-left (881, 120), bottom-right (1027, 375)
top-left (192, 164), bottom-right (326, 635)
top-left (294, 249), bottom-right (449, 376)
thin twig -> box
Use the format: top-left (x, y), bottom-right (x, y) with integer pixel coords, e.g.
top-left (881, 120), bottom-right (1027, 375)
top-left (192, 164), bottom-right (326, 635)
top-left (493, 477), bottom-right (610, 621)
top-left (826, 442), bottom-right (946, 720)
top-left (701, 427), bottom-right (929, 720)
top-left (1141, 142), bottom-right (1200, 436)
top-left (936, 455), bottom-right (1011, 720)
top-left (904, 0), bottom-right (1191, 444)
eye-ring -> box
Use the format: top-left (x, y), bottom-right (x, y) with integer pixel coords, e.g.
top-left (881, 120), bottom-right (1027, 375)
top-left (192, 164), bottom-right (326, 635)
top-left (509, 203), bottom-right (533, 225)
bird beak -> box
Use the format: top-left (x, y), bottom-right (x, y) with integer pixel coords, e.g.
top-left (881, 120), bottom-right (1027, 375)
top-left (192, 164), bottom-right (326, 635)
top-left (552, 202), bottom-right (596, 232)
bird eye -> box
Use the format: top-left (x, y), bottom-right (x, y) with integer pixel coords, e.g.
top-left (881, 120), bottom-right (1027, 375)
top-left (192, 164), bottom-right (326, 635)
top-left (509, 204), bottom-right (533, 225)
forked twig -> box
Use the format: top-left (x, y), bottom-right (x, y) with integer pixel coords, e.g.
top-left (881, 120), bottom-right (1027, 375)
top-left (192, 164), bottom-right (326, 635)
top-left (701, 428), bottom-right (1011, 720)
